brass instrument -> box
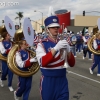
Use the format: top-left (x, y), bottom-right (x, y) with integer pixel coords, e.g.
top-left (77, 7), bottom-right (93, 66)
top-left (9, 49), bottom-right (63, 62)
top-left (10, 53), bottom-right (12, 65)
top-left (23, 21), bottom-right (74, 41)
top-left (93, 25), bottom-right (98, 35)
top-left (7, 44), bottom-right (39, 77)
top-left (87, 26), bottom-right (100, 55)
top-left (7, 28), bottom-right (39, 77)
top-left (0, 25), bottom-right (7, 34)
top-left (0, 16), bottom-right (39, 77)
top-left (0, 25), bottom-right (7, 61)
top-left (14, 28), bottom-right (24, 43)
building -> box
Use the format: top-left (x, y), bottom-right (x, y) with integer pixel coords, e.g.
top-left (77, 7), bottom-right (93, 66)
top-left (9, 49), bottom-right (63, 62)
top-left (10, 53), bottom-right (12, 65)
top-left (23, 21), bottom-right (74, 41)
top-left (67, 15), bottom-right (100, 34)
top-left (31, 10), bottom-right (100, 34)
top-left (31, 17), bottom-right (46, 33)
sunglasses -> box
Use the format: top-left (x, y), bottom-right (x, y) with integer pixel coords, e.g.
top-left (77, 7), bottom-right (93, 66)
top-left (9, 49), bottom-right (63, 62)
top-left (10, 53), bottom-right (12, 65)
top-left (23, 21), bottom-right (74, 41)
top-left (50, 27), bottom-right (60, 29)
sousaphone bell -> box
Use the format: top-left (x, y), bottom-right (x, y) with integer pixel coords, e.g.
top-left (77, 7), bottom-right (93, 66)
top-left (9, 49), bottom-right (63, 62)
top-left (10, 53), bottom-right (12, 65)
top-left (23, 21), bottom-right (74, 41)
top-left (87, 18), bottom-right (100, 55)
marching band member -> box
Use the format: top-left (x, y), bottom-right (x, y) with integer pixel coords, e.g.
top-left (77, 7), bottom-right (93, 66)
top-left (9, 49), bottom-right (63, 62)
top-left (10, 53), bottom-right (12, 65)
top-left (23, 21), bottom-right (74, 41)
top-left (36, 15), bottom-right (75, 100)
top-left (89, 32), bottom-right (100, 76)
top-left (70, 33), bottom-right (77, 57)
top-left (76, 32), bottom-right (83, 54)
top-left (0, 32), bottom-right (14, 91)
top-left (83, 32), bottom-right (92, 60)
top-left (14, 39), bottom-right (37, 100)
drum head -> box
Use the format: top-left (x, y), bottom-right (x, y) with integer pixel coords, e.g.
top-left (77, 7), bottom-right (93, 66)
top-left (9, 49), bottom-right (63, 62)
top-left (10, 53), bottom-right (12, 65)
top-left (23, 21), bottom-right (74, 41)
top-left (97, 18), bottom-right (100, 31)
top-left (23, 18), bottom-right (34, 46)
top-left (4, 16), bottom-right (15, 37)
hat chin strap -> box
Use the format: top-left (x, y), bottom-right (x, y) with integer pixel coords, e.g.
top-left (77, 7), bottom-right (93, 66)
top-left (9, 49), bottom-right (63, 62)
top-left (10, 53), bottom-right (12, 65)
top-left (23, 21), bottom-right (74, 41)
top-left (47, 28), bottom-right (57, 39)
top-left (47, 28), bottom-right (53, 37)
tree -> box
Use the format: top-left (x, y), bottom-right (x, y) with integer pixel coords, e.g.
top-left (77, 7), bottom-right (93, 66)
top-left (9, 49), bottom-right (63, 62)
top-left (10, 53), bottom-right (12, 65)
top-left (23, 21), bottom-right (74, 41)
top-left (15, 12), bottom-right (23, 28)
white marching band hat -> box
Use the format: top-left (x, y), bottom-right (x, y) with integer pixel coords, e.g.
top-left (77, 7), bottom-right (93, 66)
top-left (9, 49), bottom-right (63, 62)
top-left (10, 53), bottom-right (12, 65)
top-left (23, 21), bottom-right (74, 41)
top-left (44, 6), bottom-right (60, 28)
top-left (4, 15), bottom-right (15, 37)
top-left (77, 32), bottom-right (79, 34)
top-left (23, 18), bottom-right (34, 46)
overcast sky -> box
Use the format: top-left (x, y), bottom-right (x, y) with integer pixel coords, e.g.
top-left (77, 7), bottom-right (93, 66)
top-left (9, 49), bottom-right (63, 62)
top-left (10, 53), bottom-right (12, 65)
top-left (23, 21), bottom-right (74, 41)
top-left (0, 0), bottom-right (100, 25)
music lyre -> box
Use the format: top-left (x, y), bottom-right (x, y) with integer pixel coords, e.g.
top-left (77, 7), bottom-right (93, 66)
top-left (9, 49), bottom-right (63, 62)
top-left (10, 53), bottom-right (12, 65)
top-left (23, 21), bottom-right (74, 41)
top-left (60, 23), bottom-right (65, 59)
top-left (60, 34), bottom-right (64, 58)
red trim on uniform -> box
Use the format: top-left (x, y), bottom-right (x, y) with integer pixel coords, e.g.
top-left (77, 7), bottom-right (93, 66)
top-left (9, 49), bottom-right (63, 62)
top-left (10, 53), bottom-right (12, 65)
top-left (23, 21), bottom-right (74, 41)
top-left (67, 52), bottom-right (75, 67)
top-left (85, 42), bottom-right (87, 44)
top-left (46, 60), bottom-right (65, 68)
top-left (97, 45), bottom-right (100, 50)
top-left (50, 54), bottom-right (60, 63)
top-left (5, 49), bottom-right (10, 54)
top-left (24, 59), bottom-right (31, 68)
top-left (41, 51), bottom-right (53, 67)
top-left (24, 51), bottom-right (31, 68)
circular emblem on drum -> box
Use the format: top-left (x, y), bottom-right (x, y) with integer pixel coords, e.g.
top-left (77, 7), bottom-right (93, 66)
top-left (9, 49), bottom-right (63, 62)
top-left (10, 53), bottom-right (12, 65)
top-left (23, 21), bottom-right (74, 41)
top-left (9, 23), bottom-right (12, 29)
top-left (53, 19), bottom-right (57, 22)
top-left (28, 27), bottom-right (31, 35)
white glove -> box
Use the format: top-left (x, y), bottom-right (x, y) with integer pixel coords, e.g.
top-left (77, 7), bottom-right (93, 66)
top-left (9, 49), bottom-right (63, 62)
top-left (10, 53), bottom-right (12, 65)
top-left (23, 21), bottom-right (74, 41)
top-left (66, 43), bottom-right (70, 52)
top-left (30, 57), bottom-right (37, 62)
top-left (54, 40), bottom-right (69, 51)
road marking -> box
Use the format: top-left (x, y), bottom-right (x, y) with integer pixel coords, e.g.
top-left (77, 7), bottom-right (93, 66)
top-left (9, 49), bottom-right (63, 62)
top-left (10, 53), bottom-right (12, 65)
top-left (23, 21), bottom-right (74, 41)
top-left (68, 71), bottom-right (100, 84)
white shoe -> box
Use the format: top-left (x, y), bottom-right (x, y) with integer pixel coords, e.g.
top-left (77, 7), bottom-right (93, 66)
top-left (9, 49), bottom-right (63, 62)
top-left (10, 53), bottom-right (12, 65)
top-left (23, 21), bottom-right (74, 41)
top-left (83, 56), bottom-right (85, 59)
top-left (9, 86), bottom-right (14, 92)
top-left (0, 78), bottom-right (4, 87)
top-left (14, 91), bottom-right (19, 100)
top-left (89, 59), bottom-right (92, 60)
top-left (89, 68), bottom-right (93, 74)
top-left (74, 56), bottom-right (77, 57)
top-left (97, 74), bottom-right (100, 76)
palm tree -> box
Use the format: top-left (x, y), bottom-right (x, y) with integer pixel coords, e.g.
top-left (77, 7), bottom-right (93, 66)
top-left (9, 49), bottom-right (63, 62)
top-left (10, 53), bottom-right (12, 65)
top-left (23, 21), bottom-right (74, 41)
top-left (15, 12), bottom-right (23, 28)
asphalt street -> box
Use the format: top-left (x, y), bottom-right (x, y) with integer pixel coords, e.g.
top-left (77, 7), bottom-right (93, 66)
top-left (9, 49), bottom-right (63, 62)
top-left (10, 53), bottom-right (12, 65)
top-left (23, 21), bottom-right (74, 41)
top-left (0, 52), bottom-right (100, 100)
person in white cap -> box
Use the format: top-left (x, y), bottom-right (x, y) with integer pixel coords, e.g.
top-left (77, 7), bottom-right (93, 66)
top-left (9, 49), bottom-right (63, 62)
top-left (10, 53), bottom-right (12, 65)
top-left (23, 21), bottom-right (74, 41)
top-left (76, 32), bottom-right (83, 54)
top-left (36, 15), bottom-right (75, 100)
top-left (70, 32), bottom-right (77, 57)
